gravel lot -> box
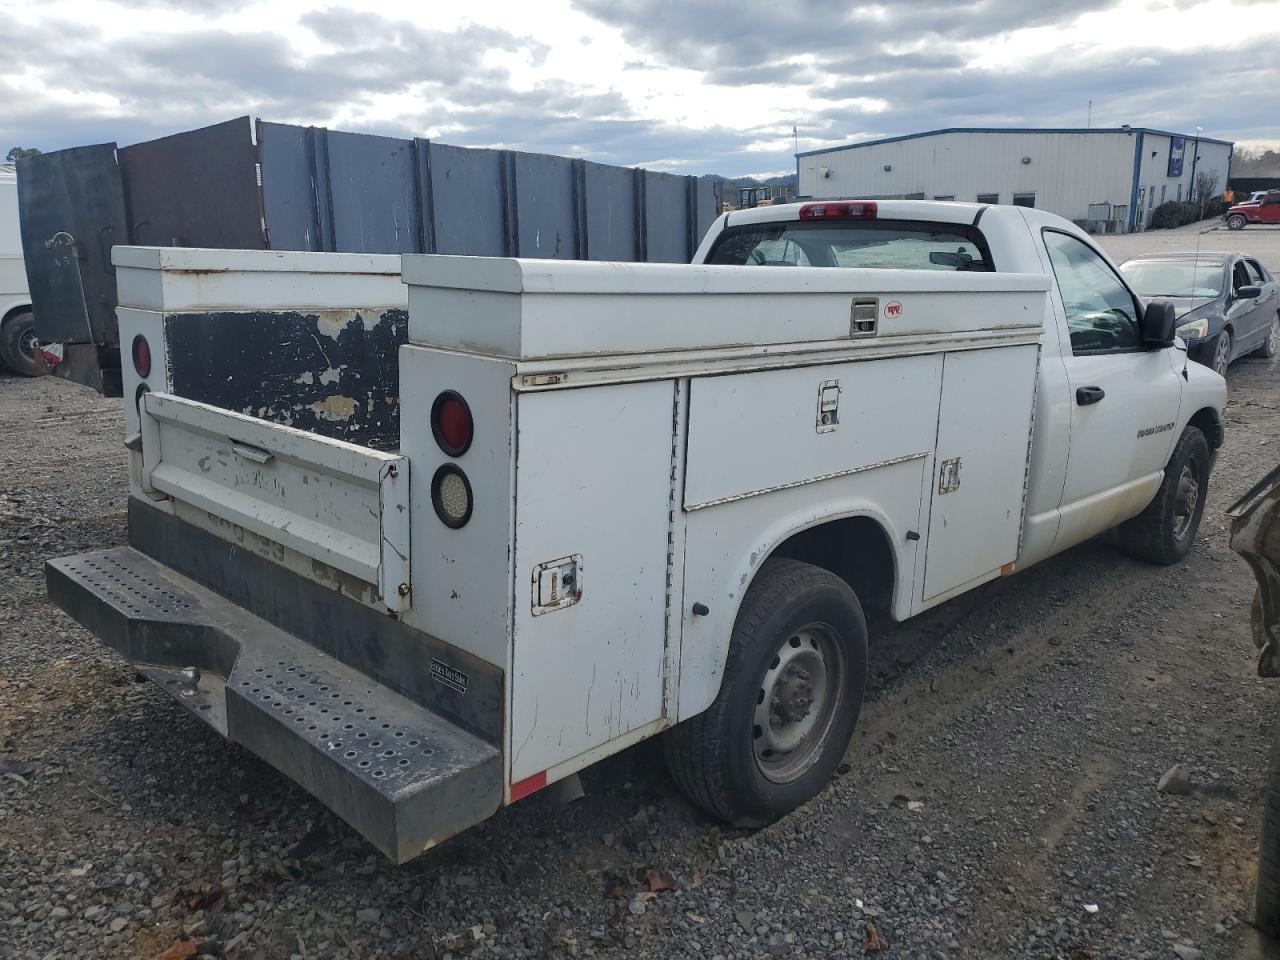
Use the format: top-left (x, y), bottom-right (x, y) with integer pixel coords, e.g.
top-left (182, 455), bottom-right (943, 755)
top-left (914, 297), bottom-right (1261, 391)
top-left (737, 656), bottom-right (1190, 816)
top-left (3, 224), bottom-right (1280, 960)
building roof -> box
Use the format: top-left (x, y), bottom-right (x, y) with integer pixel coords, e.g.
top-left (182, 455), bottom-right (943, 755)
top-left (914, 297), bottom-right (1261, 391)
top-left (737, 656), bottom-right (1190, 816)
top-left (796, 127), bottom-right (1235, 159)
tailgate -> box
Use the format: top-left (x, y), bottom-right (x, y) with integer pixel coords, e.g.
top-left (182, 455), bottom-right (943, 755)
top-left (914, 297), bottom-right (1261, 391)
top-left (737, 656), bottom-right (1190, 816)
top-left (139, 392), bottom-right (410, 612)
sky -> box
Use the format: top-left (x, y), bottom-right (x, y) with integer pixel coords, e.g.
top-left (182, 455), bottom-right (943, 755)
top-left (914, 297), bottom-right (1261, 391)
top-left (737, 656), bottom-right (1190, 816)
top-left (1, 0), bottom-right (1278, 178)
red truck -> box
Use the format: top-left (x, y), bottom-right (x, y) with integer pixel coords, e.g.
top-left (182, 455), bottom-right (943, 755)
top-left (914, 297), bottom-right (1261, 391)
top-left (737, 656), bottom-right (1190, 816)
top-left (1226, 190), bottom-right (1280, 230)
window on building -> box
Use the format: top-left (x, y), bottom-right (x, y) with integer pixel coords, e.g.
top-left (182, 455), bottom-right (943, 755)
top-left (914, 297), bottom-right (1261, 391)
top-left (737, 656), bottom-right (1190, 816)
top-left (1160, 185), bottom-right (1167, 204)
top-left (1012, 192), bottom-right (1036, 207)
top-left (976, 193), bottom-right (999, 204)
top-left (1042, 229), bottom-right (1140, 355)
top-left (933, 195), bottom-right (955, 201)
top-left (1176, 184), bottom-right (1183, 202)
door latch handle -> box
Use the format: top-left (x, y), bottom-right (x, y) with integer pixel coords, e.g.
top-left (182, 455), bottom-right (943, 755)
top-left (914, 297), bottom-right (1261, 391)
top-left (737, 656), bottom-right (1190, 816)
top-left (1076, 386), bottom-right (1106, 406)
top-left (231, 442), bottom-right (274, 465)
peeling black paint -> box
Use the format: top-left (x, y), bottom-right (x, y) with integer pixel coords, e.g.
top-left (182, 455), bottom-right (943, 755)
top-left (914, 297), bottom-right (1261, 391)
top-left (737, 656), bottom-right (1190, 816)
top-left (165, 308), bottom-right (408, 450)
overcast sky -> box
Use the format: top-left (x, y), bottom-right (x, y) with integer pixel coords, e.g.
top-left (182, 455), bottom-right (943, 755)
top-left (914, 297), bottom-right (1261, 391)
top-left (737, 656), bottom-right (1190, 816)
top-left (2, 0), bottom-right (1278, 178)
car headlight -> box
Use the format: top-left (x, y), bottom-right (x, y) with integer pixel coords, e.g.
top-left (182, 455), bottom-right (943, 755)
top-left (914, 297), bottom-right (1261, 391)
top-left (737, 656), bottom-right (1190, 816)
top-left (1176, 318), bottom-right (1210, 340)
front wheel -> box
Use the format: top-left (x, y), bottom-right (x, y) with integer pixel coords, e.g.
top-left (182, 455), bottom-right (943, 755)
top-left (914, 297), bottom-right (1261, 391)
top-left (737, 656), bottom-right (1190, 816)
top-left (1228, 214), bottom-right (1248, 231)
top-left (0, 310), bottom-right (46, 377)
top-left (1114, 426), bottom-right (1210, 565)
top-left (1211, 329), bottom-right (1233, 376)
top-left (664, 558), bottom-right (867, 827)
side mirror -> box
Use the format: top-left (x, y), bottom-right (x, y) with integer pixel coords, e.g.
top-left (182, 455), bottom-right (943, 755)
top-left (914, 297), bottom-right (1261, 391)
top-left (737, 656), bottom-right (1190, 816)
top-left (1140, 299), bottom-right (1177, 347)
top-left (1237, 284), bottom-right (1262, 299)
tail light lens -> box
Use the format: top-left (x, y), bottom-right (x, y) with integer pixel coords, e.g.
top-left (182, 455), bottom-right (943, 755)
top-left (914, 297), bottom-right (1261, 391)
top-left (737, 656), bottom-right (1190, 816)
top-left (131, 334), bottom-right (152, 378)
top-left (799, 200), bottom-right (878, 221)
top-left (431, 390), bottom-right (473, 457)
top-left (431, 464), bottom-right (473, 528)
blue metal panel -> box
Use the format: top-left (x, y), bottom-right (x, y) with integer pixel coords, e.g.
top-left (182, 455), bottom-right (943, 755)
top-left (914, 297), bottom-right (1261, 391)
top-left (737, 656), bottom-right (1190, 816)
top-left (119, 116), bottom-right (263, 250)
top-left (258, 121), bottom-right (322, 251)
top-left (644, 170), bottom-right (689, 263)
top-left (426, 143), bottom-right (508, 257)
top-left (324, 129), bottom-right (420, 254)
top-left (510, 151), bottom-right (578, 259)
top-left (693, 178), bottom-right (719, 254)
top-left (582, 161), bottom-right (638, 261)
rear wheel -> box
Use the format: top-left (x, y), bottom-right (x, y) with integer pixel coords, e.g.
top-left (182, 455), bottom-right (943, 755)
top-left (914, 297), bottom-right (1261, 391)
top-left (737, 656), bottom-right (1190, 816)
top-left (1212, 329), bottom-right (1233, 376)
top-left (1256, 314), bottom-right (1279, 359)
top-left (0, 310), bottom-right (46, 377)
top-left (1115, 426), bottom-right (1210, 565)
top-left (1228, 214), bottom-right (1248, 231)
top-left (664, 558), bottom-right (867, 827)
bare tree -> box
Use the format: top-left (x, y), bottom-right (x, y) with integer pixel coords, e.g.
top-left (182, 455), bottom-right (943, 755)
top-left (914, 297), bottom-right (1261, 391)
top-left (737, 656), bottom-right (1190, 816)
top-left (1195, 169), bottom-right (1221, 202)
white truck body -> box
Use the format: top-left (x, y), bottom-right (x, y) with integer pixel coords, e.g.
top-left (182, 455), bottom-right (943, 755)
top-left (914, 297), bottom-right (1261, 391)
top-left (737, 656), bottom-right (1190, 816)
top-left (49, 201), bottom-right (1226, 861)
top-left (0, 164), bottom-right (32, 332)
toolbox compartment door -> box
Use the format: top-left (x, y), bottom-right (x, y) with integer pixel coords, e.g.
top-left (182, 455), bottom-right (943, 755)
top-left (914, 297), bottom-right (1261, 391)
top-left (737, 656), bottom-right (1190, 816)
top-left (139, 392), bottom-right (409, 612)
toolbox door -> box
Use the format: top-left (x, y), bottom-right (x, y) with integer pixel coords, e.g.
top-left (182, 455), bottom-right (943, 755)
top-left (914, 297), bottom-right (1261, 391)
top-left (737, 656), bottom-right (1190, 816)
top-left (920, 345), bottom-right (1039, 603)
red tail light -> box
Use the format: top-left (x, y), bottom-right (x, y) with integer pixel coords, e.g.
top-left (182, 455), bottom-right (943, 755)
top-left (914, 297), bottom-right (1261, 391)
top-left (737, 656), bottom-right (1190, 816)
top-left (131, 334), bottom-right (152, 378)
top-left (431, 390), bottom-right (473, 457)
top-left (799, 201), bottom-right (878, 221)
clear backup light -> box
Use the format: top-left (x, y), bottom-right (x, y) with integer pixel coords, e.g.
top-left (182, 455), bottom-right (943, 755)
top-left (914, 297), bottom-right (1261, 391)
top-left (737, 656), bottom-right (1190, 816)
top-left (431, 464), bottom-right (473, 528)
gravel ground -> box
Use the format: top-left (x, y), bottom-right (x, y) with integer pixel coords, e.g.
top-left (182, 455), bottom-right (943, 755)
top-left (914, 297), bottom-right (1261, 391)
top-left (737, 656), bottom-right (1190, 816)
top-left (3, 228), bottom-right (1280, 960)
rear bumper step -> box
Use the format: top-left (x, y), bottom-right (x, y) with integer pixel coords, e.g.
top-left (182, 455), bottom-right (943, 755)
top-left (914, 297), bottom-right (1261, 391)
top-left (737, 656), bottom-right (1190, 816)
top-left (47, 547), bottom-right (502, 863)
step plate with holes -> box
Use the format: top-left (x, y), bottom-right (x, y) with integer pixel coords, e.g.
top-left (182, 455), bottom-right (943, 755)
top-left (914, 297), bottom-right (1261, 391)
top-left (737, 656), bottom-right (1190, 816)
top-left (47, 547), bottom-right (502, 863)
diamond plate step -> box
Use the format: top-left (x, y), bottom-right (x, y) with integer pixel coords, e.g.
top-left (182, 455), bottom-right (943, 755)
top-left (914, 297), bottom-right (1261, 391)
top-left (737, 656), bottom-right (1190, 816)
top-left (48, 547), bottom-right (502, 863)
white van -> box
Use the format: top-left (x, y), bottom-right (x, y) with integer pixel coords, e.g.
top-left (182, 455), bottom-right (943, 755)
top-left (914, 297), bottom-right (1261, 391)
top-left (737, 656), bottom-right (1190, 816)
top-left (0, 163), bottom-right (38, 376)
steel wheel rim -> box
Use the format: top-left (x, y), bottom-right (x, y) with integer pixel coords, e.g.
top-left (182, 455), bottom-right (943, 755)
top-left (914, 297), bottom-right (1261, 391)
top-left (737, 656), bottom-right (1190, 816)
top-left (752, 623), bottom-right (845, 784)
top-left (1172, 457), bottom-right (1201, 541)
top-left (18, 327), bottom-right (37, 362)
top-left (1214, 334), bottom-right (1231, 375)
top-left (1268, 317), bottom-right (1279, 355)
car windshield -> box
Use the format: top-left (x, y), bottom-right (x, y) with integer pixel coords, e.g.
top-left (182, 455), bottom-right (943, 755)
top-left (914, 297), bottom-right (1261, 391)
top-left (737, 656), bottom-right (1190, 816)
top-left (1119, 260), bottom-right (1224, 298)
top-left (705, 220), bottom-right (991, 271)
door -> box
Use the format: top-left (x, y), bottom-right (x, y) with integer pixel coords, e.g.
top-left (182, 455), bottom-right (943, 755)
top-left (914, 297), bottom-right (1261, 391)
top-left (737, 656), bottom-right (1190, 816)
top-left (1244, 259), bottom-right (1279, 349)
top-left (1261, 192), bottom-right (1280, 224)
top-left (1040, 229), bottom-right (1184, 553)
top-left (1227, 259), bottom-right (1268, 352)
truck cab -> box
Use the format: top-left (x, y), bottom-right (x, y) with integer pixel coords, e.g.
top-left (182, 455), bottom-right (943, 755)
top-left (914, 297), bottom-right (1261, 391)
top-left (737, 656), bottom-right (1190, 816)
top-left (46, 201), bottom-right (1225, 861)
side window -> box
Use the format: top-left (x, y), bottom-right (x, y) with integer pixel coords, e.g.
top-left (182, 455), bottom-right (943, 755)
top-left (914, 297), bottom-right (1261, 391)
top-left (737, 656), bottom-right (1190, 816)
top-left (1233, 261), bottom-right (1252, 292)
top-left (1042, 230), bottom-right (1141, 354)
top-left (1246, 259), bottom-right (1267, 284)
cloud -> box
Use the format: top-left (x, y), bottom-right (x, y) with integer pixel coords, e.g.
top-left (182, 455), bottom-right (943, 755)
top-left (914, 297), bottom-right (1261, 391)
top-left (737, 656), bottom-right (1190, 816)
top-left (0, 0), bottom-right (1278, 178)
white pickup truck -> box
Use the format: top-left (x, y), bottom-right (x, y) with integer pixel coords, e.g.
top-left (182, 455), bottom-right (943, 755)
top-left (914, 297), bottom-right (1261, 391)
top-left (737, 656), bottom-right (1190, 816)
top-left (48, 200), bottom-right (1225, 862)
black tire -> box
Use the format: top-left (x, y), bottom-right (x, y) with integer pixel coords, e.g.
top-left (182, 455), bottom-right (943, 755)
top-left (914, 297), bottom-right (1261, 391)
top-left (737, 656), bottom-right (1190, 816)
top-left (1228, 214), bottom-right (1248, 231)
top-left (1256, 314), bottom-right (1279, 359)
top-left (1115, 426), bottom-right (1210, 565)
top-left (664, 557), bottom-right (867, 827)
top-left (1255, 708), bottom-right (1280, 937)
top-left (1211, 329), bottom-right (1233, 376)
top-left (0, 310), bottom-right (46, 377)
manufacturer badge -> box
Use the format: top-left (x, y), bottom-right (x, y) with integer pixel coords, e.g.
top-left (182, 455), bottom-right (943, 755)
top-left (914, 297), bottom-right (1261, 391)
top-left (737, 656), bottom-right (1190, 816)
top-left (430, 658), bottom-right (470, 694)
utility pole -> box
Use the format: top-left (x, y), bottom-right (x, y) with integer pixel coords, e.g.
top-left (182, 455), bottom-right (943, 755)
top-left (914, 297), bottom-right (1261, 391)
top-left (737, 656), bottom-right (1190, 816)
top-left (1087, 100), bottom-right (1092, 129)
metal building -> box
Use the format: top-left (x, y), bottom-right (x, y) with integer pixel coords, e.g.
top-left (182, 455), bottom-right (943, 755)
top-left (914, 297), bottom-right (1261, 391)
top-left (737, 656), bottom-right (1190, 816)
top-left (796, 127), bottom-right (1234, 233)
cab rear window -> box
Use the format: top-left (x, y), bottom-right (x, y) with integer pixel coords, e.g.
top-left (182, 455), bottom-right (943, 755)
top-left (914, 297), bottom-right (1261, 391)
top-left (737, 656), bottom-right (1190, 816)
top-left (705, 219), bottom-right (993, 271)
